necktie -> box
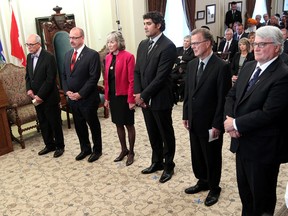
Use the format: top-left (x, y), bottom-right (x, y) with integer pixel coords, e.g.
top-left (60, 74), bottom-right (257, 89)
top-left (232, 11), bottom-right (235, 19)
top-left (196, 61), bottom-right (204, 84)
top-left (246, 67), bottom-right (261, 92)
top-left (70, 51), bottom-right (77, 71)
top-left (31, 54), bottom-right (38, 72)
top-left (147, 40), bottom-right (154, 55)
top-left (224, 41), bottom-right (229, 53)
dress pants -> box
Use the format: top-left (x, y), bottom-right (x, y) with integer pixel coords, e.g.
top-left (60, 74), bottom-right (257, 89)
top-left (142, 108), bottom-right (175, 171)
top-left (236, 152), bottom-right (280, 216)
top-left (69, 100), bottom-right (102, 154)
top-left (189, 132), bottom-right (223, 190)
top-left (35, 103), bottom-right (64, 149)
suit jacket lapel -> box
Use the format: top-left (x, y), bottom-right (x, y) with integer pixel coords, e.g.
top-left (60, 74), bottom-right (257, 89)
top-left (33, 51), bottom-right (44, 76)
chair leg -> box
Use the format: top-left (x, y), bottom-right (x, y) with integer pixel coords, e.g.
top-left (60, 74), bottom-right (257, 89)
top-left (66, 105), bottom-right (71, 129)
top-left (17, 127), bottom-right (25, 149)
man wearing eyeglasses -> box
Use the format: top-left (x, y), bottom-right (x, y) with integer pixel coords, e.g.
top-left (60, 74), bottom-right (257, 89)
top-left (25, 34), bottom-right (65, 158)
top-left (62, 27), bottom-right (102, 163)
top-left (183, 28), bottom-right (231, 206)
top-left (224, 26), bottom-right (288, 215)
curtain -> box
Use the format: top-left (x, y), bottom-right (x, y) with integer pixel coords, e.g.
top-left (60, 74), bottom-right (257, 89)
top-left (147, 0), bottom-right (167, 16)
top-left (182, 0), bottom-right (196, 32)
top-left (246, 0), bottom-right (256, 18)
top-left (266, 0), bottom-right (272, 17)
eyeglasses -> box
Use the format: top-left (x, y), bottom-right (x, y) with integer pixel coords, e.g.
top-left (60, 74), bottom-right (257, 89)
top-left (25, 43), bottom-right (38, 47)
top-left (69, 36), bottom-right (82, 40)
top-left (251, 42), bottom-right (275, 48)
top-left (191, 40), bottom-right (208, 46)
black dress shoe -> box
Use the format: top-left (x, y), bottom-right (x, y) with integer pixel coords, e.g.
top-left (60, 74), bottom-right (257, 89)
top-left (159, 169), bottom-right (174, 183)
top-left (126, 152), bottom-right (134, 166)
top-left (184, 184), bottom-right (209, 194)
top-left (114, 149), bottom-right (129, 162)
top-left (204, 188), bottom-right (221, 206)
top-left (88, 152), bottom-right (102, 163)
top-left (38, 147), bottom-right (55, 155)
top-left (53, 149), bottom-right (64, 158)
top-left (141, 163), bottom-right (164, 174)
top-left (75, 151), bottom-right (91, 161)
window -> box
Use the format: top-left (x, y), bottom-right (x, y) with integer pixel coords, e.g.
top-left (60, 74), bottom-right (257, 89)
top-left (252, 0), bottom-right (267, 22)
top-left (164, 0), bottom-right (190, 47)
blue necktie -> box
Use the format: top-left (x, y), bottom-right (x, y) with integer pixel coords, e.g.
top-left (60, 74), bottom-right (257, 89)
top-left (246, 67), bottom-right (261, 92)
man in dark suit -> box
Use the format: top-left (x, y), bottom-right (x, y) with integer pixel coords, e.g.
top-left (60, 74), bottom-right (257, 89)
top-left (62, 27), bottom-right (102, 163)
top-left (218, 28), bottom-right (238, 61)
top-left (171, 35), bottom-right (195, 102)
top-left (25, 34), bottom-right (65, 158)
top-left (183, 28), bottom-right (231, 206)
top-left (233, 23), bottom-right (248, 41)
top-left (134, 11), bottom-right (177, 183)
top-left (224, 26), bottom-right (288, 215)
top-left (225, 1), bottom-right (242, 28)
top-left (281, 27), bottom-right (288, 54)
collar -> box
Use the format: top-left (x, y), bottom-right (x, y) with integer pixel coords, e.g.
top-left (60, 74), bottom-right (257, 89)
top-left (74, 44), bottom-right (85, 55)
top-left (150, 32), bottom-right (162, 44)
top-left (31, 47), bottom-right (42, 58)
top-left (199, 51), bottom-right (213, 66)
top-left (256, 56), bottom-right (278, 74)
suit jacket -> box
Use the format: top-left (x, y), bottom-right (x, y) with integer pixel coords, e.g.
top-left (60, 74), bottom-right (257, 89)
top-left (224, 58), bottom-right (288, 163)
top-left (134, 34), bottom-right (177, 110)
top-left (230, 52), bottom-right (254, 76)
top-left (172, 46), bottom-right (195, 73)
top-left (225, 10), bottom-right (242, 27)
top-left (283, 40), bottom-right (288, 54)
top-left (233, 32), bottom-right (249, 41)
top-left (104, 50), bottom-right (135, 103)
top-left (25, 49), bottom-right (60, 105)
top-left (62, 46), bottom-right (101, 105)
top-left (218, 39), bottom-right (238, 61)
top-left (182, 54), bottom-right (231, 136)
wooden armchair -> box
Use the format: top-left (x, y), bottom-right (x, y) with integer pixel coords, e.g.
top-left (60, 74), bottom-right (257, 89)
top-left (0, 63), bottom-right (39, 149)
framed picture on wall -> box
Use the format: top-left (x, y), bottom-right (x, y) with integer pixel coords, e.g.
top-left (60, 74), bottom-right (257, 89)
top-left (284, 0), bottom-right (288, 11)
top-left (228, 1), bottom-right (242, 12)
top-left (197, 11), bottom-right (205, 20)
top-left (206, 4), bottom-right (216, 24)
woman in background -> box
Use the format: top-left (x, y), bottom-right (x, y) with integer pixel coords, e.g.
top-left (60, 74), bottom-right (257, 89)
top-left (230, 37), bottom-right (254, 83)
top-left (104, 31), bottom-right (136, 166)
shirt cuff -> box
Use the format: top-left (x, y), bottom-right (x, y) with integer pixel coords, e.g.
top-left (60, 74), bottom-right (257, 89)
top-left (233, 119), bottom-right (238, 131)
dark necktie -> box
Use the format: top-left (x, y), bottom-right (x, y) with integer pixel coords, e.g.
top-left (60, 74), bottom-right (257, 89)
top-left (224, 41), bottom-right (229, 53)
top-left (70, 51), bottom-right (77, 71)
top-left (147, 40), bottom-right (154, 55)
top-left (232, 11), bottom-right (235, 19)
top-left (196, 61), bottom-right (204, 84)
top-left (246, 67), bottom-right (261, 92)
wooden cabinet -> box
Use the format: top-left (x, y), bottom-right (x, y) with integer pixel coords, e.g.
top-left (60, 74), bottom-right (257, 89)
top-left (0, 82), bottom-right (13, 156)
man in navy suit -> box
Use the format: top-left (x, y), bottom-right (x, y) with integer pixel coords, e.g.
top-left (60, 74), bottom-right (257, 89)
top-left (134, 11), bottom-right (177, 183)
top-left (225, 1), bottom-right (242, 28)
top-left (183, 28), bottom-right (231, 206)
top-left (62, 27), bottom-right (102, 163)
top-left (224, 26), bottom-right (288, 215)
top-left (25, 34), bottom-right (65, 158)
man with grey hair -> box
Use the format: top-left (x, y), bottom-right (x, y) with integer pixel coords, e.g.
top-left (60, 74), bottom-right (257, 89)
top-left (183, 28), bottom-right (231, 206)
top-left (224, 26), bottom-right (288, 215)
top-left (218, 28), bottom-right (238, 61)
top-left (255, 14), bottom-right (263, 29)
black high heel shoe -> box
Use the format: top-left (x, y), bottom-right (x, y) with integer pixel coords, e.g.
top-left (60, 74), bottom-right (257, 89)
top-left (126, 152), bottom-right (134, 166)
top-left (114, 149), bottom-right (129, 162)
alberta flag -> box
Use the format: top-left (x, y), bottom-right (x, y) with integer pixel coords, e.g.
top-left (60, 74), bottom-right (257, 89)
top-left (0, 39), bottom-right (6, 63)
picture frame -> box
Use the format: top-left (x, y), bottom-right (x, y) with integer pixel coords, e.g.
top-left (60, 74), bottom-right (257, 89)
top-left (284, 0), bottom-right (288, 11)
top-left (228, 1), bottom-right (242, 12)
top-left (197, 10), bottom-right (205, 20)
top-left (206, 4), bottom-right (216, 24)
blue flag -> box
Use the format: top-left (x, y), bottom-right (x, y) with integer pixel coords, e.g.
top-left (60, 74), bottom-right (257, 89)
top-left (0, 39), bottom-right (6, 63)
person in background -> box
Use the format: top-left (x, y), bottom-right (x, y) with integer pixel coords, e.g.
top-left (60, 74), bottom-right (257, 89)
top-left (25, 34), bottom-right (65, 158)
top-left (171, 35), bottom-right (195, 103)
top-left (248, 32), bottom-right (256, 53)
top-left (225, 1), bottom-right (242, 28)
top-left (104, 31), bottom-right (136, 166)
top-left (281, 27), bottom-right (288, 54)
top-left (245, 18), bottom-right (257, 34)
top-left (183, 28), bottom-right (231, 207)
top-left (224, 25), bottom-right (288, 216)
top-left (269, 15), bottom-right (280, 28)
top-left (134, 11), bottom-right (177, 183)
top-left (230, 38), bottom-right (254, 83)
top-left (255, 14), bottom-right (264, 29)
top-left (233, 23), bottom-right (248, 41)
top-left (62, 27), bottom-right (102, 163)
top-left (263, 13), bottom-right (270, 25)
top-left (218, 28), bottom-right (238, 61)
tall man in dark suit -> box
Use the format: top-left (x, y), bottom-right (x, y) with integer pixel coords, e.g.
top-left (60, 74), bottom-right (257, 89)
top-left (62, 27), bottom-right (102, 163)
top-left (171, 35), bottom-right (195, 102)
top-left (225, 1), bottom-right (242, 28)
top-left (134, 11), bottom-right (177, 183)
top-left (224, 26), bottom-right (288, 215)
top-left (25, 34), bottom-right (65, 158)
top-left (183, 28), bottom-right (231, 206)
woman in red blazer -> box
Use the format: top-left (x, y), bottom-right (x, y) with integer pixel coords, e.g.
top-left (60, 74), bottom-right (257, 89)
top-left (104, 31), bottom-right (136, 166)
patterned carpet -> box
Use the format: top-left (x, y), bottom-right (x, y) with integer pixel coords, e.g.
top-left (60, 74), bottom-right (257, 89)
top-left (1, 103), bottom-right (288, 216)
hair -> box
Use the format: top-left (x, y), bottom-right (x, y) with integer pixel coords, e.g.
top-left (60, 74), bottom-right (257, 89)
top-left (248, 31), bottom-right (255, 39)
top-left (256, 26), bottom-right (283, 53)
top-left (71, 27), bottom-right (85, 37)
top-left (106, 31), bottom-right (126, 50)
top-left (184, 35), bottom-right (191, 40)
top-left (225, 28), bottom-right (233, 34)
top-left (238, 37), bottom-right (250, 52)
top-left (191, 28), bottom-right (214, 47)
top-left (35, 34), bottom-right (41, 43)
top-left (143, 11), bottom-right (165, 32)
top-left (231, 1), bottom-right (237, 5)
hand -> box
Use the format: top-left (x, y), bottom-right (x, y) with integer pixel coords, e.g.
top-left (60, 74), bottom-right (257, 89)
top-left (34, 95), bottom-right (43, 104)
top-left (183, 120), bottom-right (189, 130)
top-left (224, 115), bottom-right (235, 132)
top-left (68, 92), bottom-right (81, 101)
top-left (211, 127), bottom-right (221, 138)
top-left (104, 100), bottom-right (110, 109)
top-left (228, 130), bottom-right (241, 138)
top-left (27, 90), bottom-right (35, 99)
top-left (134, 93), bottom-right (145, 107)
top-left (129, 103), bottom-right (136, 110)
